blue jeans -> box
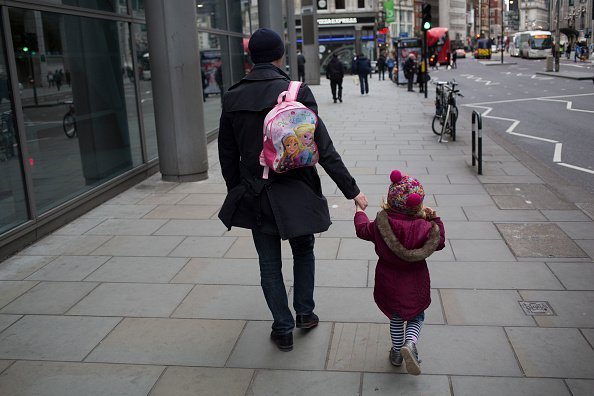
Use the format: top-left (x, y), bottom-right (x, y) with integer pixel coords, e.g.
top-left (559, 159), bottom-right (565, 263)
top-left (358, 74), bottom-right (369, 94)
top-left (251, 230), bottom-right (316, 334)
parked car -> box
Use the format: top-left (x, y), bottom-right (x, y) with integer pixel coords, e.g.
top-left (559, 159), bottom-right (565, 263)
top-left (455, 48), bottom-right (466, 58)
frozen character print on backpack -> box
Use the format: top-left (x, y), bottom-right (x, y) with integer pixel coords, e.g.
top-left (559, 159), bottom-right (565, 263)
top-left (278, 134), bottom-right (301, 172)
top-left (295, 123), bottom-right (319, 165)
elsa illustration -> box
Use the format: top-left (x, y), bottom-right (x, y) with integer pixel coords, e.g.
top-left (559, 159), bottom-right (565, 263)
top-left (294, 123), bottom-right (318, 165)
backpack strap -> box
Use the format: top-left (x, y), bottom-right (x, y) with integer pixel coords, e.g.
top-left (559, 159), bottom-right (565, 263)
top-left (286, 81), bottom-right (302, 101)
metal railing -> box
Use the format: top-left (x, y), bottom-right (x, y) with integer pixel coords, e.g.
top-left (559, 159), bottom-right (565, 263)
top-left (471, 110), bottom-right (483, 175)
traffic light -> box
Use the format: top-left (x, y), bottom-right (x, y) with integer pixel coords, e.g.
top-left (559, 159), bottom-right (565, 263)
top-left (422, 3), bottom-right (432, 31)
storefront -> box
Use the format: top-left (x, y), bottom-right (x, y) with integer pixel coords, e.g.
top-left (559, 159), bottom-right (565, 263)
top-left (296, 15), bottom-right (377, 72)
top-left (0, 0), bottom-right (258, 257)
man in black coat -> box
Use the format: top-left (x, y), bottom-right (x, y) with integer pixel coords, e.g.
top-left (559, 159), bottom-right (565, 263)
top-left (218, 28), bottom-right (368, 352)
top-left (326, 54), bottom-right (344, 103)
top-left (353, 53), bottom-right (371, 95)
top-left (403, 54), bottom-right (417, 92)
top-left (297, 50), bottom-right (306, 82)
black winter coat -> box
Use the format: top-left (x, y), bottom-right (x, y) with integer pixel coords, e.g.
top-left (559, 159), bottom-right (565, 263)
top-left (218, 63), bottom-right (360, 239)
top-left (353, 56), bottom-right (371, 76)
top-left (326, 58), bottom-right (344, 81)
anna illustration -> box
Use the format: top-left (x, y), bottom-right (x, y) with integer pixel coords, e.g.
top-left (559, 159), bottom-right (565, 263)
top-left (294, 123), bottom-right (318, 165)
top-left (278, 133), bottom-right (301, 172)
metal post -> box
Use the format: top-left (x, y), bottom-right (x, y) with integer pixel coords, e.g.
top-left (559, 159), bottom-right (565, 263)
top-left (286, 0), bottom-right (298, 80)
top-left (554, 0), bottom-right (561, 72)
top-left (471, 110), bottom-right (483, 175)
top-left (501, 1), bottom-right (504, 64)
top-left (423, 28), bottom-right (428, 98)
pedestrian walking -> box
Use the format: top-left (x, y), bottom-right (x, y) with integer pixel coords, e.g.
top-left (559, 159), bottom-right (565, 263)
top-left (218, 28), bottom-right (368, 352)
top-left (47, 71), bottom-right (54, 87)
top-left (297, 50), bottom-right (306, 82)
top-left (403, 54), bottom-right (416, 92)
top-left (54, 69), bottom-right (63, 91)
top-left (354, 170), bottom-right (446, 375)
top-left (386, 54), bottom-right (395, 81)
top-left (451, 50), bottom-right (457, 69)
top-left (377, 54), bottom-right (386, 80)
top-left (353, 53), bottom-right (371, 95)
top-left (326, 54), bottom-right (344, 103)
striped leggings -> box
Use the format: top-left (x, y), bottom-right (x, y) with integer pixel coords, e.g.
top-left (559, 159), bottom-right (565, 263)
top-left (390, 312), bottom-right (425, 352)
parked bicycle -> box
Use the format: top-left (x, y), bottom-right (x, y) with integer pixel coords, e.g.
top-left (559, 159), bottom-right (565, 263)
top-left (432, 80), bottom-right (462, 142)
top-left (62, 100), bottom-right (77, 138)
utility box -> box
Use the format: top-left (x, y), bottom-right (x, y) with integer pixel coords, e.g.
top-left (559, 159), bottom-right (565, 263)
top-left (545, 55), bottom-right (554, 71)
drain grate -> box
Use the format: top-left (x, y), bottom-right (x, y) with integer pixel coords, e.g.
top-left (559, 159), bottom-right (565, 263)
top-left (519, 301), bottom-right (555, 316)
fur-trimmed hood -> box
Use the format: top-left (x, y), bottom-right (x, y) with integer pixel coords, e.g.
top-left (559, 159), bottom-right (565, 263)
top-left (375, 210), bottom-right (440, 262)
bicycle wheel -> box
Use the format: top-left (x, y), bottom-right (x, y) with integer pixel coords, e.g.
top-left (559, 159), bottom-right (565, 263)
top-left (432, 115), bottom-right (443, 135)
top-left (63, 113), bottom-right (77, 138)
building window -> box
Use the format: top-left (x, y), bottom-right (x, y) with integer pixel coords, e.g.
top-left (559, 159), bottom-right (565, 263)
top-left (335, 0), bottom-right (345, 9)
top-left (9, 8), bottom-right (142, 213)
top-left (358, 0), bottom-right (366, 8)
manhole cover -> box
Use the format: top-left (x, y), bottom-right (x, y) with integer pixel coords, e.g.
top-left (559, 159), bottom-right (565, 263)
top-left (519, 301), bottom-right (555, 316)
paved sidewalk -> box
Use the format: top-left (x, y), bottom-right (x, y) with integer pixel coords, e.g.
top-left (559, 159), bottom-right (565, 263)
top-left (1, 76), bottom-right (594, 395)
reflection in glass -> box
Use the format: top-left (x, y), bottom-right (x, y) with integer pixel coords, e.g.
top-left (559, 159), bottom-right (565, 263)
top-left (0, 27), bottom-right (28, 234)
top-left (199, 33), bottom-right (226, 133)
top-left (10, 8), bottom-right (142, 214)
top-left (60, 0), bottom-right (128, 13)
top-left (133, 23), bottom-right (157, 160)
top-left (196, 0), bottom-right (227, 31)
top-left (132, 0), bottom-right (145, 18)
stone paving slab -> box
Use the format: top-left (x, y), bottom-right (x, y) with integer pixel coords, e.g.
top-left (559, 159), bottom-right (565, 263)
top-left (53, 218), bottom-right (107, 235)
top-left (0, 315), bottom-right (20, 333)
top-left (24, 255), bottom-right (109, 281)
top-left (81, 204), bottom-right (157, 219)
top-left (556, 221), bottom-right (594, 239)
top-left (249, 370), bottom-right (361, 396)
top-left (143, 205), bottom-right (220, 220)
top-left (150, 366), bottom-right (253, 396)
top-left (169, 236), bottom-right (236, 257)
top-left (496, 223), bottom-right (587, 258)
top-left (463, 206), bottom-right (548, 221)
top-left (429, 261), bottom-right (565, 290)
top-left (0, 315), bottom-right (120, 361)
top-left (518, 290), bottom-right (594, 327)
top-left (84, 256), bottom-right (189, 283)
top-left (0, 281), bottom-right (38, 308)
top-left (89, 235), bottom-right (184, 257)
top-left (84, 219), bottom-right (168, 235)
top-left (441, 221), bottom-right (502, 239)
top-left (546, 262), bottom-right (594, 290)
top-left (506, 327), bottom-right (594, 378)
top-left (19, 235), bottom-right (112, 256)
top-left (449, 239), bottom-right (516, 261)
top-left (440, 289), bottom-right (536, 326)
top-left (227, 321), bottom-right (331, 370)
top-left (67, 283), bottom-right (192, 317)
top-left (484, 183), bottom-right (576, 210)
top-left (86, 318), bottom-right (244, 366)
top-left (0, 256), bottom-right (56, 280)
top-left (172, 284), bottom-right (271, 320)
top-left (137, 193), bottom-right (188, 205)
top-left (450, 376), bottom-right (571, 396)
top-left (361, 373), bottom-right (451, 396)
top-left (1, 281), bottom-right (98, 315)
top-left (0, 361), bottom-right (164, 396)
top-left (566, 379), bottom-right (594, 396)
top-left (541, 210), bottom-right (593, 222)
top-left (153, 219), bottom-right (227, 236)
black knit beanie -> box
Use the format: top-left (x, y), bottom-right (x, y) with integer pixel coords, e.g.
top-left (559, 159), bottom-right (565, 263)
top-left (248, 28), bottom-right (285, 63)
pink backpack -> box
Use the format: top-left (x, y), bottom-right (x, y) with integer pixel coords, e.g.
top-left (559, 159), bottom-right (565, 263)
top-left (259, 81), bottom-right (319, 179)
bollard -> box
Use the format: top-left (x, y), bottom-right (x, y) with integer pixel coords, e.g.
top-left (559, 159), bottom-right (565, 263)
top-left (471, 110), bottom-right (483, 175)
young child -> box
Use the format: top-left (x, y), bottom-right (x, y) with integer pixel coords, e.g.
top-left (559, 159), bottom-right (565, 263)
top-left (354, 170), bottom-right (445, 375)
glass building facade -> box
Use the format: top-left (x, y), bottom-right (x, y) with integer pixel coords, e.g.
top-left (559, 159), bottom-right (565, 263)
top-left (0, 0), bottom-right (260, 257)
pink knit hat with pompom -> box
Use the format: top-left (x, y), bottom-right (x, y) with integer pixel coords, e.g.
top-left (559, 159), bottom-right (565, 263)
top-left (386, 170), bottom-right (425, 214)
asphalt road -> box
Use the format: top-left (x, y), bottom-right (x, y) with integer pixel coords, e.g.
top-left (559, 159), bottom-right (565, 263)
top-left (427, 53), bottom-right (594, 195)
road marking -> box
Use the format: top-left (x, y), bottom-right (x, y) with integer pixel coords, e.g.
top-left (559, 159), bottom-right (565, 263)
top-left (464, 100), bottom-right (593, 175)
top-left (465, 92), bottom-right (594, 106)
top-left (538, 98), bottom-right (594, 113)
top-left (553, 143), bottom-right (562, 162)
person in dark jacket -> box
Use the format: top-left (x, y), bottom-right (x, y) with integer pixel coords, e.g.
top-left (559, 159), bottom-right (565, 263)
top-left (218, 28), bottom-right (368, 352)
top-left (403, 54), bottom-right (416, 92)
top-left (297, 50), bottom-right (306, 82)
top-left (377, 54), bottom-right (386, 80)
top-left (354, 170), bottom-right (446, 375)
top-left (353, 53), bottom-right (371, 95)
top-left (326, 54), bottom-right (344, 103)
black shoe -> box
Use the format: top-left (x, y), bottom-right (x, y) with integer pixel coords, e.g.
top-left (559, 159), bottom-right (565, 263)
top-left (296, 313), bottom-right (319, 329)
top-left (338, 98), bottom-right (342, 102)
top-left (333, 99), bottom-right (337, 103)
top-left (270, 331), bottom-right (293, 352)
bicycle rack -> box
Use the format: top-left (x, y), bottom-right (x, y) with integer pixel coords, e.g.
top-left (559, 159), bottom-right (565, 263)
top-left (471, 110), bottom-right (483, 175)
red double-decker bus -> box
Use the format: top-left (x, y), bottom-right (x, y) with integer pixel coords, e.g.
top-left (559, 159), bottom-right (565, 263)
top-left (427, 27), bottom-right (451, 66)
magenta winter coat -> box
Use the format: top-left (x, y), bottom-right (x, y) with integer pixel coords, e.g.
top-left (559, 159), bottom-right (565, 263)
top-left (354, 210), bottom-right (446, 321)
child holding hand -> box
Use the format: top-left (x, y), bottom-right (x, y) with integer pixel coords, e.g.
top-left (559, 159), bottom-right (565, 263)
top-left (354, 170), bottom-right (445, 375)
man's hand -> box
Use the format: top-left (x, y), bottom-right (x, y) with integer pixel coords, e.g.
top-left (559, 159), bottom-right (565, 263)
top-left (354, 192), bottom-right (368, 211)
